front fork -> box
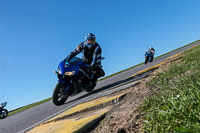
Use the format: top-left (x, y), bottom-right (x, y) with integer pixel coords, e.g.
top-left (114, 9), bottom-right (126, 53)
top-left (58, 77), bottom-right (71, 94)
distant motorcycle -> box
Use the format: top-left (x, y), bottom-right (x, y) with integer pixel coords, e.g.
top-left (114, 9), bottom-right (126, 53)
top-left (52, 56), bottom-right (104, 106)
top-left (0, 102), bottom-right (8, 119)
top-left (145, 51), bottom-right (154, 64)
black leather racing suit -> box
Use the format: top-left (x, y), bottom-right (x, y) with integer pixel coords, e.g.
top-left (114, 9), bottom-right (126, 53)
top-left (64, 41), bottom-right (105, 80)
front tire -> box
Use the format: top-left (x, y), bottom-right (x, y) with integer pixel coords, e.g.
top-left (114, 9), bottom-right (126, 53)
top-left (145, 57), bottom-right (148, 64)
top-left (52, 83), bottom-right (68, 106)
top-left (0, 109), bottom-right (8, 119)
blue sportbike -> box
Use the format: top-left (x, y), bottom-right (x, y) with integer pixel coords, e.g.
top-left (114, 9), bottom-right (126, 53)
top-left (145, 51), bottom-right (154, 64)
top-left (52, 57), bottom-right (104, 106)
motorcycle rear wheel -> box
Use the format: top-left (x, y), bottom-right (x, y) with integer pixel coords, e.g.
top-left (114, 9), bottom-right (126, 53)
top-left (52, 83), bottom-right (68, 106)
top-left (0, 109), bottom-right (8, 119)
top-left (86, 81), bottom-right (97, 92)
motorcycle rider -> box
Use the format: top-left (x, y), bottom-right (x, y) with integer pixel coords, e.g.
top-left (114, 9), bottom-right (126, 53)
top-left (145, 46), bottom-right (155, 62)
top-left (64, 33), bottom-right (105, 84)
top-left (0, 102), bottom-right (8, 119)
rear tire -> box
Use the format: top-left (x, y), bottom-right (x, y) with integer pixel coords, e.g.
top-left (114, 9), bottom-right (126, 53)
top-left (86, 81), bottom-right (97, 92)
top-left (0, 109), bottom-right (8, 119)
top-left (52, 83), bottom-right (68, 106)
top-left (150, 56), bottom-right (153, 62)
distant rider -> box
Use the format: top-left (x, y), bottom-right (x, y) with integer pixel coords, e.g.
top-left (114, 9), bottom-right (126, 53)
top-left (145, 46), bottom-right (155, 61)
top-left (64, 33), bottom-right (105, 83)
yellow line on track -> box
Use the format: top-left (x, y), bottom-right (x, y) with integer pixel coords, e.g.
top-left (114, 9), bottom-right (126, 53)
top-left (129, 52), bottom-right (183, 78)
top-left (28, 93), bottom-right (126, 133)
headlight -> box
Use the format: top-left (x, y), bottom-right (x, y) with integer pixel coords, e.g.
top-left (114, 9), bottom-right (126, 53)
top-left (65, 71), bottom-right (75, 76)
top-left (58, 66), bottom-right (61, 74)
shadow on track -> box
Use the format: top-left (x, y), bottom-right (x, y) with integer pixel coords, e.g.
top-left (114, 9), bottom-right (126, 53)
top-left (64, 67), bottom-right (158, 105)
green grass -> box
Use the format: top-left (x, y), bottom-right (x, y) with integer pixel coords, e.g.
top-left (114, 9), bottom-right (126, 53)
top-left (140, 44), bottom-right (200, 132)
top-left (98, 63), bottom-right (143, 81)
top-left (9, 40), bottom-right (200, 117)
top-left (8, 98), bottom-right (51, 116)
top-left (154, 39), bottom-right (200, 60)
top-left (99, 40), bottom-right (200, 82)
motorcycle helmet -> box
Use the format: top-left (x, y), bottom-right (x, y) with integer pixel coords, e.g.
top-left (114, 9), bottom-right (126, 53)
top-left (85, 33), bottom-right (96, 42)
top-left (149, 46), bottom-right (153, 50)
top-left (85, 33), bottom-right (96, 49)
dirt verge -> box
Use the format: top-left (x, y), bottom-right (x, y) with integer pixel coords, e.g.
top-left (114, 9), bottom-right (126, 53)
top-left (88, 55), bottom-right (182, 133)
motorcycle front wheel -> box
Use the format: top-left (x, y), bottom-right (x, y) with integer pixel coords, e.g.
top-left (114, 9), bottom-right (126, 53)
top-left (145, 57), bottom-right (148, 64)
top-left (52, 83), bottom-right (68, 106)
top-left (0, 109), bottom-right (8, 119)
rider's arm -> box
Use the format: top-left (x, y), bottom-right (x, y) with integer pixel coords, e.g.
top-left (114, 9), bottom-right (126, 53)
top-left (90, 44), bottom-right (102, 66)
top-left (64, 42), bottom-right (83, 62)
top-left (145, 50), bottom-right (148, 56)
top-left (151, 49), bottom-right (155, 55)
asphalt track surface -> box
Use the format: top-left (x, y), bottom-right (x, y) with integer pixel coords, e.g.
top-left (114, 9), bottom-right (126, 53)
top-left (0, 40), bottom-right (199, 133)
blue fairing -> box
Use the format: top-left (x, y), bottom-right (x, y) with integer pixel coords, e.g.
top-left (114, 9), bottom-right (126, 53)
top-left (58, 61), bottom-right (66, 75)
top-left (58, 78), bottom-right (67, 84)
top-left (145, 51), bottom-right (152, 57)
top-left (57, 57), bottom-right (84, 84)
top-left (0, 102), bottom-right (7, 108)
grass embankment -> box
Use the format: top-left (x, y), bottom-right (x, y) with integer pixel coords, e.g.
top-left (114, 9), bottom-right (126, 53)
top-left (99, 40), bottom-right (200, 82)
top-left (8, 98), bottom-right (51, 116)
top-left (9, 40), bottom-right (200, 117)
top-left (140, 45), bottom-right (200, 132)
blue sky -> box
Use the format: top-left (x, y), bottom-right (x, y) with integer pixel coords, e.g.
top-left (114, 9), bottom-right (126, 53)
top-left (1, 0), bottom-right (200, 110)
